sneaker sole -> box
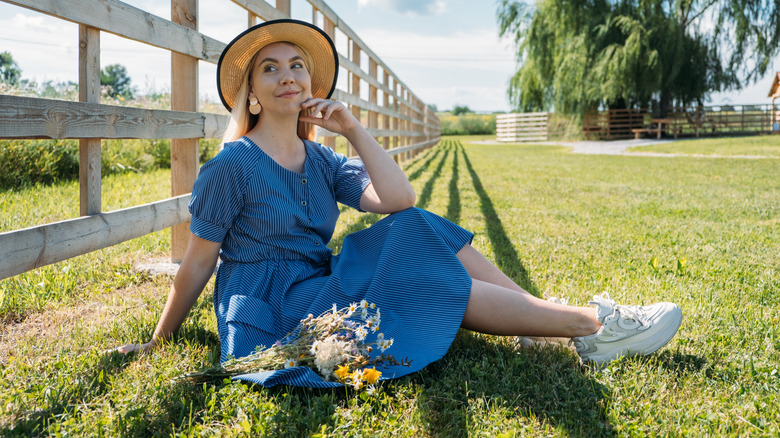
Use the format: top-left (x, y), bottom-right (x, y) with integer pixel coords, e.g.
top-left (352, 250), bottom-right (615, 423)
top-left (583, 303), bottom-right (683, 365)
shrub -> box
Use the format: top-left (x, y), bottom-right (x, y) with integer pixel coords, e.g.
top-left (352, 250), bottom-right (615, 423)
top-left (440, 113), bottom-right (496, 135)
top-left (0, 139), bottom-right (79, 188)
top-left (0, 138), bottom-right (222, 190)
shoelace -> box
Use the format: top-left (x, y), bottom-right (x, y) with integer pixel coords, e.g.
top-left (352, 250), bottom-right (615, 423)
top-left (591, 292), bottom-right (649, 329)
top-left (544, 293), bottom-right (569, 306)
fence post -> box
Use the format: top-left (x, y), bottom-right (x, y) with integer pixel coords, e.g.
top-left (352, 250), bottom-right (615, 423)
top-left (742, 105), bottom-right (745, 132)
top-left (170, 0), bottom-right (199, 263)
top-left (401, 86), bottom-right (408, 160)
top-left (368, 58), bottom-right (378, 150)
top-left (320, 15), bottom-right (337, 151)
top-left (276, 0), bottom-right (290, 17)
top-left (78, 25), bottom-right (101, 216)
top-left (414, 97), bottom-right (422, 157)
top-left (392, 81), bottom-right (399, 163)
top-left (349, 39), bottom-right (361, 157)
top-left (382, 70), bottom-right (390, 151)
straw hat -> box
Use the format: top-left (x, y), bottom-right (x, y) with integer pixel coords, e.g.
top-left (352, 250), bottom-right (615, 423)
top-left (217, 19), bottom-right (339, 112)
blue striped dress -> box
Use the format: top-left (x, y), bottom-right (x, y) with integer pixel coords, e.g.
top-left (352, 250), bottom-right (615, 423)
top-left (189, 136), bottom-right (473, 388)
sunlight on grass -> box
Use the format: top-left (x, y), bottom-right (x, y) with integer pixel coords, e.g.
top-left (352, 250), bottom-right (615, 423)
top-left (1, 135), bottom-right (779, 436)
top-left (627, 134), bottom-right (780, 157)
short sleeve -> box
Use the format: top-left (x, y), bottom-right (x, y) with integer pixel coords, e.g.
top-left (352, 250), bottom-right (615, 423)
top-left (188, 153), bottom-right (246, 243)
top-left (332, 153), bottom-right (371, 211)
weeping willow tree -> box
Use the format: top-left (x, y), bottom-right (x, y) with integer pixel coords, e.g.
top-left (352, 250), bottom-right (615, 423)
top-left (497, 0), bottom-right (780, 116)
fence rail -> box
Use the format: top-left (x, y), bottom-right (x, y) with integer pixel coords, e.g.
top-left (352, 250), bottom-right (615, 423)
top-left (496, 112), bottom-right (548, 142)
top-left (583, 104), bottom-right (779, 140)
top-left (0, 0), bottom-right (440, 280)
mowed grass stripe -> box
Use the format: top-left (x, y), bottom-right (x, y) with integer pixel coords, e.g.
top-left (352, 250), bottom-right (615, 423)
top-left (1, 135), bottom-right (778, 436)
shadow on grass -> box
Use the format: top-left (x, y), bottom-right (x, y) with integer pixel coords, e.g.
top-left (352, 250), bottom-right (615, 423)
top-left (3, 348), bottom-right (137, 436)
top-left (146, 332), bottom-right (615, 437)
top-left (416, 146), bottom-right (450, 209)
top-left (457, 141), bottom-right (539, 295)
top-left (142, 379), bottom-right (341, 436)
top-left (406, 143), bottom-right (445, 183)
top-left (133, 340), bottom-right (702, 436)
top-left (2, 326), bottom-right (219, 436)
top-left (445, 142), bottom-right (461, 224)
top-left (412, 331), bottom-right (615, 437)
top-left (329, 141), bottom-right (448, 251)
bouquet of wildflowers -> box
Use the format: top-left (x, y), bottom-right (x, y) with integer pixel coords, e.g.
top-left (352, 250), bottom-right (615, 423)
top-left (184, 300), bottom-right (409, 391)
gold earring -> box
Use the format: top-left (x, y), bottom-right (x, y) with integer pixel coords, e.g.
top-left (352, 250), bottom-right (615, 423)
top-left (249, 97), bottom-right (262, 115)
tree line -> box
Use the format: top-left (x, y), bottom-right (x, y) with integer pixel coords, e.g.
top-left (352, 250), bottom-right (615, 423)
top-left (497, 0), bottom-right (780, 117)
top-left (1, 51), bottom-right (135, 99)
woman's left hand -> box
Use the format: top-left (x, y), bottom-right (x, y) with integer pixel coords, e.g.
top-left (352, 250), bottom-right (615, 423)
top-left (299, 98), bottom-right (359, 136)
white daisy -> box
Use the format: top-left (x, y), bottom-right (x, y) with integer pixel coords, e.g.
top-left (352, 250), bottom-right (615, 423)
top-left (355, 326), bottom-right (368, 341)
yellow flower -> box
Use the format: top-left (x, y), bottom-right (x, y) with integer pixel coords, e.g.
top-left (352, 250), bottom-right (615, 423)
top-left (363, 367), bottom-right (381, 385)
top-left (334, 364), bottom-right (351, 382)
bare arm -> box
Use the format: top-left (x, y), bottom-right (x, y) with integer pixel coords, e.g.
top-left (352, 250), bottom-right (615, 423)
top-left (300, 98), bottom-right (416, 214)
top-left (115, 234), bottom-right (221, 354)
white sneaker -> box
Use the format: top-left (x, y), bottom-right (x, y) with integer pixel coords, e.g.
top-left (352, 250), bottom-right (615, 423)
top-left (571, 292), bottom-right (683, 365)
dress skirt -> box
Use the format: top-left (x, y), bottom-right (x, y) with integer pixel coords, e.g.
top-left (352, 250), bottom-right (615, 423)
top-left (225, 207), bottom-right (474, 388)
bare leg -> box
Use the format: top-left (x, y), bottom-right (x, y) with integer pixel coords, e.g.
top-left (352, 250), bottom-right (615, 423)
top-left (461, 279), bottom-right (600, 337)
top-left (457, 243), bottom-right (597, 348)
top-left (456, 244), bottom-right (530, 294)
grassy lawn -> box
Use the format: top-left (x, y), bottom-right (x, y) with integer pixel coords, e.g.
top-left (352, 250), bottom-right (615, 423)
top-left (626, 134), bottom-right (780, 157)
top-left (1, 135), bottom-right (779, 436)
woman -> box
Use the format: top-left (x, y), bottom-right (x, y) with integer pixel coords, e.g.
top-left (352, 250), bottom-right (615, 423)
top-left (116, 19), bottom-right (682, 387)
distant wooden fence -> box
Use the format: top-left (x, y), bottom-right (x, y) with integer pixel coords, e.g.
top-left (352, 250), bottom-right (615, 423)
top-left (496, 112), bottom-right (548, 142)
top-left (584, 104), bottom-right (779, 140)
top-left (0, 0), bottom-right (440, 280)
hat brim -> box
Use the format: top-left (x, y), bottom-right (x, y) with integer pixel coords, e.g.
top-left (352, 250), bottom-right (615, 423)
top-left (217, 19), bottom-right (339, 112)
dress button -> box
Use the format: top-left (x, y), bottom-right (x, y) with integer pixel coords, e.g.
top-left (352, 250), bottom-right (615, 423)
top-left (315, 241), bottom-right (320, 246)
top-left (301, 179), bottom-right (307, 184)
top-left (301, 201), bottom-right (307, 206)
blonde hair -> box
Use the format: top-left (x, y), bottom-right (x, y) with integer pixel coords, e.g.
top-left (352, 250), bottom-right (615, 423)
top-left (222, 42), bottom-right (316, 144)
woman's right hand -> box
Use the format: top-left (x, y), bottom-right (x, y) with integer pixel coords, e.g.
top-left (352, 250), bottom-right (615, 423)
top-left (109, 235), bottom-right (221, 358)
top-left (112, 341), bottom-right (155, 355)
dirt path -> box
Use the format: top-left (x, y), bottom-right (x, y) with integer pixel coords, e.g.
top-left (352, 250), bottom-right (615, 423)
top-left (0, 277), bottom-right (166, 365)
top-left (473, 138), bottom-right (772, 159)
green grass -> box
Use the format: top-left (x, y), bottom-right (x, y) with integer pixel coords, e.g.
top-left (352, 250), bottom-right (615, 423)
top-left (626, 134), bottom-right (780, 157)
top-left (1, 135), bottom-right (779, 436)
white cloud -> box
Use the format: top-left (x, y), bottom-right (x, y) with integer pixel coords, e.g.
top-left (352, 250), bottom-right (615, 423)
top-left (11, 12), bottom-right (47, 30)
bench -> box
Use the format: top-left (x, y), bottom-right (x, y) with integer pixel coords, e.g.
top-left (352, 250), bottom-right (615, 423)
top-left (631, 128), bottom-right (654, 139)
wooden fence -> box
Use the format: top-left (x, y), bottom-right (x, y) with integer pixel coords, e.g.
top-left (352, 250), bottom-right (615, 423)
top-left (584, 104), bottom-right (779, 140)
top-left (496, 112), bottom-right (548, 142)
top-left (0, 0), bottom-right (440, 280)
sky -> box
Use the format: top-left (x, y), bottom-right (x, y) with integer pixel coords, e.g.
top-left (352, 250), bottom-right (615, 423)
top-left (1, 0), bottom-right (778, 113)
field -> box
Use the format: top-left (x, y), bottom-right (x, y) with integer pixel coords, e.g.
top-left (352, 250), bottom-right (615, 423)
top-left (1, 135), bottom-right (779, 436)
top-left (627, 134), bottom-right (780, 158)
